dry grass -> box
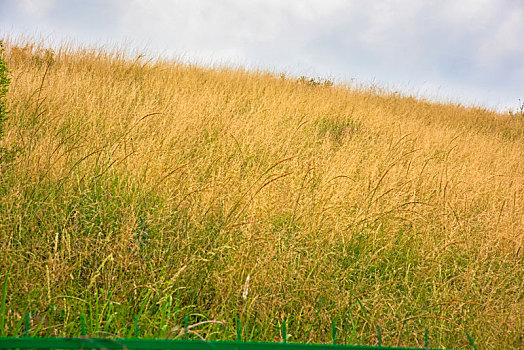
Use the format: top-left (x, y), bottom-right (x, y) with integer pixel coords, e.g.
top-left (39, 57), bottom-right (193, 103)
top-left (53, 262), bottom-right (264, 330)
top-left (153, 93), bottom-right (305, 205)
top-left (0, 40), bottom-right (523, 348)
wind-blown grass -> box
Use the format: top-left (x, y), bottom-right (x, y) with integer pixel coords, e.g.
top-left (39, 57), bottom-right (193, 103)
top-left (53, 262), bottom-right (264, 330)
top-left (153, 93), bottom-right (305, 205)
top-left (0, 40), bottom-right (523, 348)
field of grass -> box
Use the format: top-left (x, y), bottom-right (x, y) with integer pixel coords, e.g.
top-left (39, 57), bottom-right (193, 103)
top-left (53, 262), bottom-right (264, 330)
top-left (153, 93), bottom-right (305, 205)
top-left (0, 41), bottom-right (523, 349)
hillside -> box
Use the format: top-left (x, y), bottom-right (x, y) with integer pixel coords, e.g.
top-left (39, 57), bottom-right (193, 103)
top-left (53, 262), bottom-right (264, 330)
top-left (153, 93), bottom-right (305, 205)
top-left (0, 41), bottom-right (523, 348)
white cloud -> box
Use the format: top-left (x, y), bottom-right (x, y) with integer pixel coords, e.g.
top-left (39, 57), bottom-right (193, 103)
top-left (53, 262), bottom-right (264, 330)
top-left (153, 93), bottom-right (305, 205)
top-left (15, 0), bottom-right (57, 18)
top-left (477, 5), bottom-right (524, 66)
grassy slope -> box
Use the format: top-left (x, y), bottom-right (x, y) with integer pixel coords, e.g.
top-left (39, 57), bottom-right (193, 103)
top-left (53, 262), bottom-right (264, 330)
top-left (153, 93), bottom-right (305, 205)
top-left (0, 42), bottom-right (523, 348)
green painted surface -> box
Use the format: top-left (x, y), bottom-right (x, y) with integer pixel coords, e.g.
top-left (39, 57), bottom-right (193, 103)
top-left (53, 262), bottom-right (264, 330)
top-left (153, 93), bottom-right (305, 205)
top-left (0, 337), bottom-right (450, 350)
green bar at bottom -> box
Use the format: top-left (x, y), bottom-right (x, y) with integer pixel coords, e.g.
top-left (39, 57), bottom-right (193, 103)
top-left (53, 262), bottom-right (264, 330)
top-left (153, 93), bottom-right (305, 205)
top-left (0, 337), bottom-right (453, 350)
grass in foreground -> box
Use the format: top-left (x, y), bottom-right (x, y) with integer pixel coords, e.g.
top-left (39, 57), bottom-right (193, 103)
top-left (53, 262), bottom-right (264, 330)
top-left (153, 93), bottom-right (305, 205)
top-left (0, 41), bottom-right (523, 349)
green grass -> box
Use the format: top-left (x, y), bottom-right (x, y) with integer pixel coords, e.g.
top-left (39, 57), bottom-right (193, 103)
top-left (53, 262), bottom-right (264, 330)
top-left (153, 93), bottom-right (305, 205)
top-left (0, 40), bottom-right (523, 349)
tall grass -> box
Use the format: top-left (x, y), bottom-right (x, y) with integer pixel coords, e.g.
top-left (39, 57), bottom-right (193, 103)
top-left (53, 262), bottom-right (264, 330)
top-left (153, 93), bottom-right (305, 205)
top-left (0, 40), bottom-right (523, 348)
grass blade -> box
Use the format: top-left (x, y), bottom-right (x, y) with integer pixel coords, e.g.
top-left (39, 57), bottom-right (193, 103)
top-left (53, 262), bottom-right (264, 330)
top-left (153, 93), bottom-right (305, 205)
top-left (0, 265), bottom-right (11, 336)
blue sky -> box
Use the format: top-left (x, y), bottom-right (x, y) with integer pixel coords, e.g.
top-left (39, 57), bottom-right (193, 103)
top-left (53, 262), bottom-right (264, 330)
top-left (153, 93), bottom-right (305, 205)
top-left (1, 0), bottom-right (523, 112)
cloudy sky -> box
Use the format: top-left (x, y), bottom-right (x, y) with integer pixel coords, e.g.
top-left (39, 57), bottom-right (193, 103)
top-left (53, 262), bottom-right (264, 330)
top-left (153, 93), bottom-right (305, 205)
top-left (1, 0), bottom-right (524, 112)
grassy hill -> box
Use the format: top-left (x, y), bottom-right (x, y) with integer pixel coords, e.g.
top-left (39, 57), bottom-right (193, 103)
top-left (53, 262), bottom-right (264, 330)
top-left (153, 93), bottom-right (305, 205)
top-left (0, 41), bottom-right (523, 349)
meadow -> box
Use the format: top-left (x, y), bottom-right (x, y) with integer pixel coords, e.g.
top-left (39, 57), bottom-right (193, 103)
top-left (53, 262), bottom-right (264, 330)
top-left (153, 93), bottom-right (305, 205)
top-left (0, 41), bottom-right (523, 349)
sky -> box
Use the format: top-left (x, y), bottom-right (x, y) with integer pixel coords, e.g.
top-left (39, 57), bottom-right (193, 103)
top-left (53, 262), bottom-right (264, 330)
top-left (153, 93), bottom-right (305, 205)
top-left (1, 0), bottom-right (524, 112)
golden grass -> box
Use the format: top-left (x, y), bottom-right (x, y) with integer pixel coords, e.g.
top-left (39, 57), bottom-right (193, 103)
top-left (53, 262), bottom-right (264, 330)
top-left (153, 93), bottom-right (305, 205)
top-left (0, 41), bottom-right (523, 348)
